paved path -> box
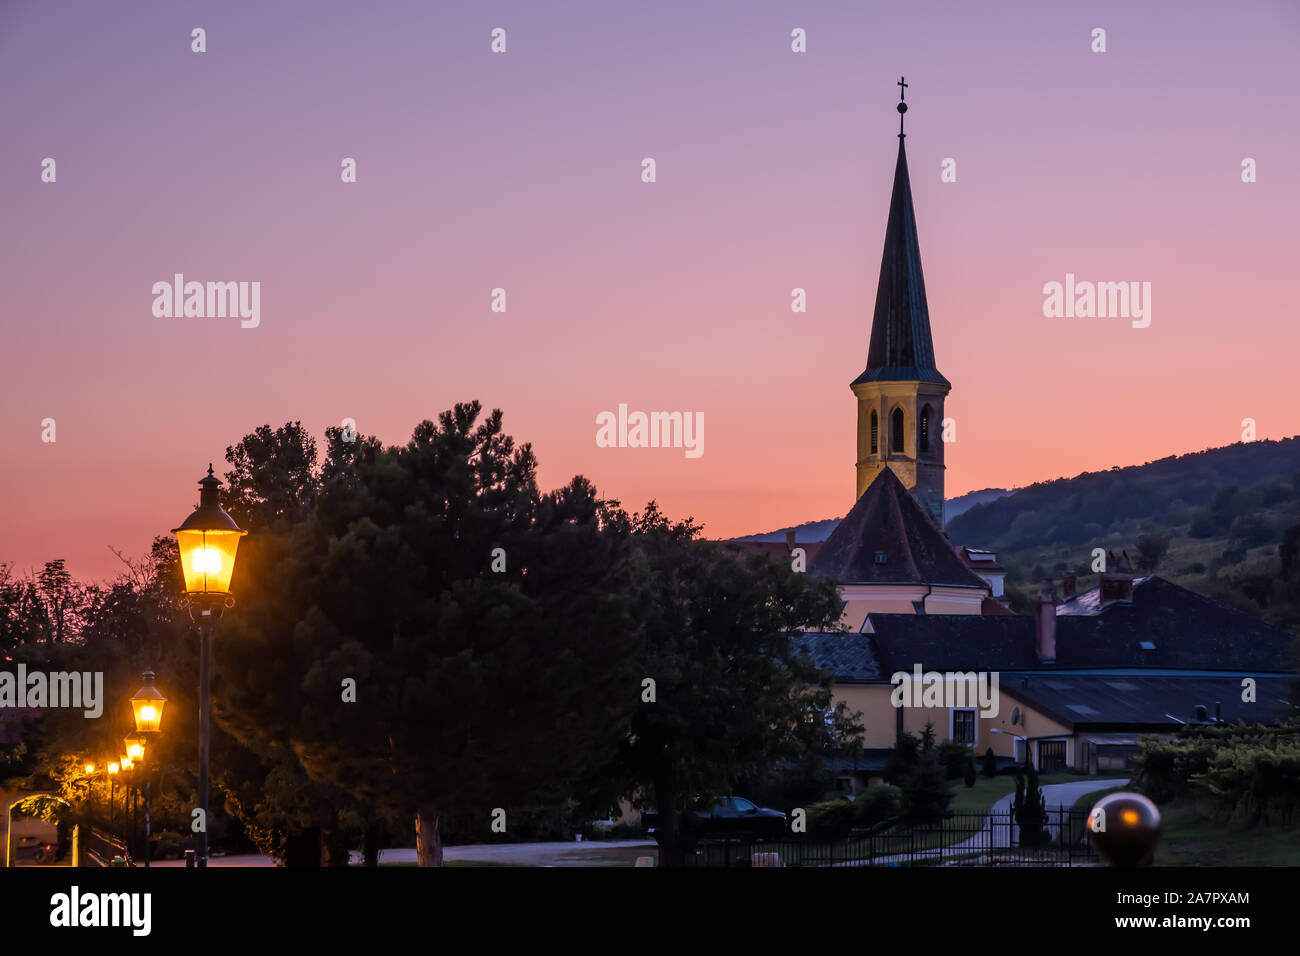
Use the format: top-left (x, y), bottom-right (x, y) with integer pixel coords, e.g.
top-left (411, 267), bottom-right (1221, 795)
top-left (366, 840), bottom-right (655, 867)
top-left (845, 777), bottom-right (1130, 866)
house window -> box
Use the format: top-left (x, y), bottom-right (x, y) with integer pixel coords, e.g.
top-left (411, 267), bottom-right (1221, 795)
top-left (891, 408), bottom-right (904, 454)
top-left (951, 709), bottom-right (976, 746)
top-left (870, 411), bottom-right (878, 454)
top-left (1038, 740), bottom-right (1067, 772)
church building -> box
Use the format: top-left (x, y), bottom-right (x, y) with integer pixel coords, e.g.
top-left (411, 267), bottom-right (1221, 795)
top-left (785, 83), bottom-right (1296, 786)
top-left (806, 80), bottom-right (1002, 628)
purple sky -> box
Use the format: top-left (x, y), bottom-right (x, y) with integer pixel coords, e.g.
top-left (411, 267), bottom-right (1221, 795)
top-left (3, 0), bottom-right (1299, 580)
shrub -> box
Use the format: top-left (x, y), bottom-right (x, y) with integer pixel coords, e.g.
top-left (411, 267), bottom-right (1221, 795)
top-left (1013, 764), bottom-right (1049, 848)
top-left (854, 785), bottom-right (900, 827)
top-left (964, 758), bottom-right (977, 788)
top-left (901, 751), bottom-right (953, 825)
top-left (982, 747), bottom-right (997, 778)
top-left (883, 732), bottom-right (921, 785)
top-left (805, 799), bottom-right (856, 840)
top-left (936, 740), bottom-right (970, 780)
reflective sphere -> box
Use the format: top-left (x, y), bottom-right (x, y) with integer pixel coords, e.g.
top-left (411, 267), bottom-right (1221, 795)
top-left (1087, 792), bottom-right (1161, 866)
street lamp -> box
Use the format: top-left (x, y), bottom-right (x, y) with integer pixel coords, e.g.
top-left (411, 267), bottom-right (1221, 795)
top-left (126, 723), bottom-right (154, 868)
top-left (107, 761), bottom-right (119, 830)
top-left (129, 671), bottom-right (166, 735)
top-left (126, 733), bottom-right (145, 864)
top-left (172, 465), bottom-right (246, 868)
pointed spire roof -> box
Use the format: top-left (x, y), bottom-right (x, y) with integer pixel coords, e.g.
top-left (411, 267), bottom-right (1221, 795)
top-left (809, 468), bottom-right (984, 587)
top-left (853, 84), bottom-right (948, 387)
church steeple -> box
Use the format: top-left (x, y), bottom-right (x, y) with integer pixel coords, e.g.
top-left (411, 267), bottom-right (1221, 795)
top-left (854, 78), bottom-right (947, 387)
top-left (850, 79), bottom-right (952, 526)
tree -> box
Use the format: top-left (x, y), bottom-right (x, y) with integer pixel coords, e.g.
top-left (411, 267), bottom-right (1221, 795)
top-left (1013, 761), bottom-right (1049, 847)
top-left (610, 508), bottom-right (851, 865)
top-left (1135, 530), bottom-right (1170, 572)
top-left (217, 404), bottom-right (647, 866)
top-left (963, 757), bottom-right (977, 788)
top-left (884, 732), bottom-right (921, 785)
top-left (221, 421), bottom-right (320, 529)
top-left (900, 750), bottom-right (952, 825)
top-left (982, 747), bottom-right (997, 778)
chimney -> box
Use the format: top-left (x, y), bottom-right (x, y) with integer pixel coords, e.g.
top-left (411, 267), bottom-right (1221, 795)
top-left (1099, 550), bottom-right (1135, 606)
top-left (1035, 579), bottom-right (1057, 662)
top-left (785, 530), bottom-right (796, 550)
top-left (1061, 571), bottom-right (1077, 601)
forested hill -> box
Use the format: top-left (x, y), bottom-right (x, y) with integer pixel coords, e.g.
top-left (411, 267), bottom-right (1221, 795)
top-left (946, 437), bottom-right (1300, 553)
top-left (734, 487), bottom-right (1010, 543)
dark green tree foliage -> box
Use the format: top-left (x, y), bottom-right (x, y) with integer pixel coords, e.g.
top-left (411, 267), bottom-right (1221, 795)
top-left (964, 756), bottom-right (977, 788)
top-left (217, 403), bottom-right (646, 866)
top-left (609, 508), bottom-right (852, 865)
top-left (884, 732), bottom-right (921, 785)
top-left (936, 739), bottom-right (969, 780)
top-left (982, 747), bottom-right (997, 778)
top-left (946, 437), bottom-right (1300, 552)
top-left (1133, 721), bottom-right (1300, 825)
top-left (805, 798), bottom-right (856, 839)
top-left (920, 721), bottom-right (936, 750)
top-left (1134, 529), bottom-right (1170, 572)
top-left (1013, 761), bottom-right (1049, 847)
top-left (900, 749), bottom-right (952, 825)
top-left (855, 784), bottom-right (900, 826)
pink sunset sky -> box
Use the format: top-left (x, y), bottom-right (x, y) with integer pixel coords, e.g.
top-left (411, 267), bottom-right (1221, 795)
top-left (2, 0), bottom-right (1298, 581)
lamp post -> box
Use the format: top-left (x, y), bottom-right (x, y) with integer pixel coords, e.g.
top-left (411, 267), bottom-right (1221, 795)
top-left (128, 670), bottom-right (164, 869)
top-left (107, 761), bottom-right (120, 830)
top-left (83, 764), bottom-right (97, 826)
top-left (172, 466), bottom-right (245, 868)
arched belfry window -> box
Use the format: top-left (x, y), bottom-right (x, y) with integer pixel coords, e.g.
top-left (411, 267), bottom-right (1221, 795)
top-left (920, 405), bottom-right (932, 454)
top-left (870, 411), bottom-right (878, 455)
top-left (891, 408), bottom-right (904, 455)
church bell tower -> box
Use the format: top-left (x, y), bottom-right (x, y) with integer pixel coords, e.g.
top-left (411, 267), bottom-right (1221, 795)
top-left (852, 78), bottom-right (950, 527)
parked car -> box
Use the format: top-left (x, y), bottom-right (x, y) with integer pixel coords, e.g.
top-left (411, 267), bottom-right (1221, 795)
top-left (644, 796), bottom-right (787, 838)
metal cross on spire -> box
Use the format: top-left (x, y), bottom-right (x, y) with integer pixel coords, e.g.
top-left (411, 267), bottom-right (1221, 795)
top-left (897, 76), bottom-right (909, 138)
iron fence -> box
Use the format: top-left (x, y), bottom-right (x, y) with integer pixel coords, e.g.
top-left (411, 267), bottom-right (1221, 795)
top-left (83, 827), bottom-right (135, 867)
top-left (676, 808), bottom-right (1098, 867)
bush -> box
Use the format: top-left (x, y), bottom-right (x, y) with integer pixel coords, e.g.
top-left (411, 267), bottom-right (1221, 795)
top-left (901, 751), bottom-right (953, 825)
top-left (982, 747), bottom-right (997, 778)
top-left (964, 758), bottom-right (977, 788)
top-left (883, 732), bottom-right (921, 785)
top-left (854, 785), bottom-right (900, 827)
top-left (805, 799), bottom-right (856, 840)
top-left (936, 740), bottom-right (970, 780)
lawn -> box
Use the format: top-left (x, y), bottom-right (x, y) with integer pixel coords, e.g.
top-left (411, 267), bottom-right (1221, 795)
top-left (1066, 788), bottom-right (1300, 866)
top-left (948, 771), bottom-right (1081, 814)
top-left (1152, 801), bottom-right (1300, 867)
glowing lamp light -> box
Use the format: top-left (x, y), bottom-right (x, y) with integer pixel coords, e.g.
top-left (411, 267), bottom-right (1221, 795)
top-left (171, 465), bottom-right (246, 597)
top-left (107, 762), bottom-right (120, 775)
top-left (125, 733), bottom-right (146, 762)
top-left (130, 671), bottom-right (167, 735)
top-left (84, 763), bottom-right (96, 775)
top-left (121, 756), bottom-right (133, 771)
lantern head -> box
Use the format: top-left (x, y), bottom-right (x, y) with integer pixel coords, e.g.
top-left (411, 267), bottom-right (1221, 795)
top-left (172, 465), bottom-right (246, 598)
top-left (130, 671), bottom-right (167, 735)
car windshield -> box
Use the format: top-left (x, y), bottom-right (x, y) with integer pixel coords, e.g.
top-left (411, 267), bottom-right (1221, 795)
top-left (732, 797), bottom-right (757, 812)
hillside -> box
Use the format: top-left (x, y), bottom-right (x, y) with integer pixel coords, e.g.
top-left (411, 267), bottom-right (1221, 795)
top-left (734, 487), bottom-right (1010, 543)
top-left (945, 437), bottom-right (1300, 634)
top-left (946, 438), bottom-right (1300, 553)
